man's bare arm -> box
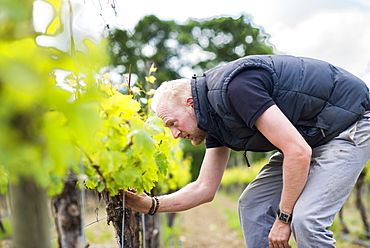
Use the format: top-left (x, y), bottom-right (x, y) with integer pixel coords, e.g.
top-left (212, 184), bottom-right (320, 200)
top-left (255, 104), bottom-right (312, 214)
top-left (125, 146), bottom-right (230, 213)
top-left (255, 104), bottom-right (311, 247)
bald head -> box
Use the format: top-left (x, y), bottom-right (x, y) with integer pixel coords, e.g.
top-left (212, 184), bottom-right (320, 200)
top-left (151, 78), bottom-right (192, 113)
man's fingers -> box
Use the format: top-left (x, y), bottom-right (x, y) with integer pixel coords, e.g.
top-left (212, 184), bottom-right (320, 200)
top-left (269, 242), bottom-right (290, 248)
top-left (127, 188), bottom-right (137, 193)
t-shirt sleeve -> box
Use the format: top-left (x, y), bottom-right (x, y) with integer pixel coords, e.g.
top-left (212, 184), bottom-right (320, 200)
top-left (205, 134), bottom-right (223, 148)
top-left (205, 68), bottom-right (275, 149)
top-left (227, 68), bottom-right (275, 129)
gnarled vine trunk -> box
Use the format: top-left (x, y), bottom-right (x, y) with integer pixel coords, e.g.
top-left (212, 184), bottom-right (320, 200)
top-left (144, 214), bottom-right (160, 247)
top-left (53, 173), bottom-right (85, 248)
top-left (101, 189), bottom-right (141, 248)
top-left (101, 189), bottom-right (162, 247)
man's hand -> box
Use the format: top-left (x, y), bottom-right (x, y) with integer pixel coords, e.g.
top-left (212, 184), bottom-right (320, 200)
top-left (122, 190), bottom-right (152, 214)
top-left (268, 219), bottom-right (292, 248)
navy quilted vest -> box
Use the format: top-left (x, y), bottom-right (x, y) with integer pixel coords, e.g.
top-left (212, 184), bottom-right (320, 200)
top-left (191, 55), bottom-right (370, 152)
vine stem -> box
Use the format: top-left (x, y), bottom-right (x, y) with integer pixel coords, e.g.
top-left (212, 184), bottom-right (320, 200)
top-left (127, 64), bottom-right (132, 95)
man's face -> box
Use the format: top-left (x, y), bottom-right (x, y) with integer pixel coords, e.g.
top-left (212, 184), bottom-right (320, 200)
top-left (157, 97), bottom-right (207, 146)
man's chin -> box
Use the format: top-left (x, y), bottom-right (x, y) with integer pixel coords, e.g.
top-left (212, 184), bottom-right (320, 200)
top-left (191, 139), bottom-right (204, 146)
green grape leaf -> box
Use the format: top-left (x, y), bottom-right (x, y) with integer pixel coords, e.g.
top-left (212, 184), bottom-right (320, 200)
top-left (85, 178), bottom-right (99, 189)
top-left (113, 167), bottom-right (142, 187)
top-left (129, 129), bottom-right (156, 159)
top-left (155, 152), bottom-right (169, 175)
top-left (97, 182), bottom-right (106, 193)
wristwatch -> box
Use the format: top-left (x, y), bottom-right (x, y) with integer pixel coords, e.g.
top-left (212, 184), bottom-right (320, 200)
top-left (277, 209), bottom-right (292, 224)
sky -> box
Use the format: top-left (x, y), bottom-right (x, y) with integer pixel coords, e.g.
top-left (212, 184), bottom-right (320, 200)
top-left (38, 0), bottom-right (370, 85)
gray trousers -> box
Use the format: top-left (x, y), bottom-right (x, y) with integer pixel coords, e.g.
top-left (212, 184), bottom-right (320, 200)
top-left (239, 114), bottom-right (370, 248)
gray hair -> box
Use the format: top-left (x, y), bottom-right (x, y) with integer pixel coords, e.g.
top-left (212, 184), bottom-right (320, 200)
top-left (151, 78), bottom-right (192, 112)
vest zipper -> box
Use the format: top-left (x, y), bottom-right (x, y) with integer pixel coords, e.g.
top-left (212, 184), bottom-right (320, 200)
top-left (243, 151), bottom-right (251, 167)
top-left (321, 128), bottom-right (326, 137)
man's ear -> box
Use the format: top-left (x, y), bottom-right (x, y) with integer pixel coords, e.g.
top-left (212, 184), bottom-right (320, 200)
top-left (186, 97), bottom-right (194, 108)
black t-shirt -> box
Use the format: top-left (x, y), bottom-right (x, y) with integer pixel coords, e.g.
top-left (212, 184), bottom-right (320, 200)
top-left (205, 68), bottom-right (275, 148)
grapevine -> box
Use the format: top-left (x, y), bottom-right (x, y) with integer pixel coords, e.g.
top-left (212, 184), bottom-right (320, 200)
top-left (82, 70), bottom-right (191, 196)
top-left (0, 1), bottom-right (191, 246)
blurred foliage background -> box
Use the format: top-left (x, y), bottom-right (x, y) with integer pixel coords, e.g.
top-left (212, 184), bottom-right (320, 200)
top-left (107, 14), bottom-right (274, 85)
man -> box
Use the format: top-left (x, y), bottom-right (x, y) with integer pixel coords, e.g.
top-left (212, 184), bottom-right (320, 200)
top-left (125, 55), bottom-right (370, 247)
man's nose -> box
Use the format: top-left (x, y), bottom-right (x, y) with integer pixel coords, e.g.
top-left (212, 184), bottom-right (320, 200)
top-left (171, 128), bottom-right (181, 139)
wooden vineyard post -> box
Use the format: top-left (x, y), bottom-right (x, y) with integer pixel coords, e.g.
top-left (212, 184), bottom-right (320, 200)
top-left (9, 178), bottom-right (51, 248)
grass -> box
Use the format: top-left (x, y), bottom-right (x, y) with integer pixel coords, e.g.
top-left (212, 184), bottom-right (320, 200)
top-left (162, 215), bottom-right (184, 248)
top-left (222, 208), bottom-right (244, 238)
top-left (85, 222), bottom-right (116, 244)
top-left (0, 219), bottom-right (12, 241)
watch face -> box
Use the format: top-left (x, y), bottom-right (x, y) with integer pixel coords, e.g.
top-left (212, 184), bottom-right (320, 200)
top-left (279, 214), bottom-right (289, 223)
top-left (277, 210), bottom-right (291, 223)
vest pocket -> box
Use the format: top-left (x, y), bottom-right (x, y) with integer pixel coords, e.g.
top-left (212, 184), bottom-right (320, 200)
top-left (297, 126), bottom-right (321, 136)
top-left (296, 125), bottom-right (327, 147)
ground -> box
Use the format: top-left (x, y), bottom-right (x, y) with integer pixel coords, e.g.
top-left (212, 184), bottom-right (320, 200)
top-left (176, 192), bottom-right (367, 248)
top-left (1, 191), bottom-right (368, 247)
top-left (178, 193), bottom-right (245, 248)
